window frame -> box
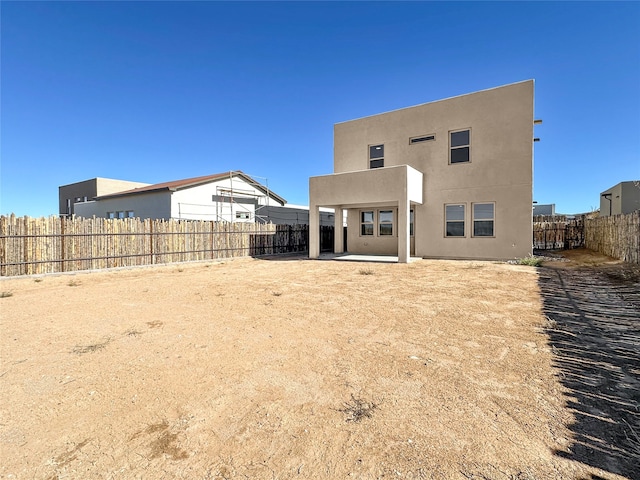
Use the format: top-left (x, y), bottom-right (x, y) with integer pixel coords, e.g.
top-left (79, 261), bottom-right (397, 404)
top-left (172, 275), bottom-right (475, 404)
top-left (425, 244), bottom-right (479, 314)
top-left (449, 128), bottom-right (471, 164)
top-left (379, 210), bottom-right (393, 236)
top-left (360, 210), bottom-right (374, 236)
top-left (472, 202), bottom-right (495, 237)
top-left (369, 144), bottom-right (384, 169)
top-left (445, 204), bottom-right (466, 237)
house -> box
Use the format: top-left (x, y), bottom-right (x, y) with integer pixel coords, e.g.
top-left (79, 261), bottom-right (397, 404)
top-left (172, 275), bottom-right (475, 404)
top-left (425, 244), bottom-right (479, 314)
top-left (309, 80), bottom-right (536, 262)
top-left (63, 171), bottom-right (336, 225)
top-left (59, 177), bottom-right (150, 216)
top-left (533, 204), bottom-right (556, 216)
top-left (599, 181), bottom-right (640, 217)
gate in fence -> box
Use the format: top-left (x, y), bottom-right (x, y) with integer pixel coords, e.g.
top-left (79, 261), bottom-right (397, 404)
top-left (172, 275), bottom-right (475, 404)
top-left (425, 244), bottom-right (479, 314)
top-left (533, 217), bottom-right (585, 250)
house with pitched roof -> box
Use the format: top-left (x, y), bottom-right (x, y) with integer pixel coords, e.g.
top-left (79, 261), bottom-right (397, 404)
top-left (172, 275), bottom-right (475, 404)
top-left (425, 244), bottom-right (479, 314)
top-left (63, 171), bottom-right (289, 223)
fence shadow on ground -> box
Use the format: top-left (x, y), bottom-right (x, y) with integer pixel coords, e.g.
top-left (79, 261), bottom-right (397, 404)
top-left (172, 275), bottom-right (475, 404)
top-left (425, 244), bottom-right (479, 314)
top-left (538, 266), bottom-right (640, 479)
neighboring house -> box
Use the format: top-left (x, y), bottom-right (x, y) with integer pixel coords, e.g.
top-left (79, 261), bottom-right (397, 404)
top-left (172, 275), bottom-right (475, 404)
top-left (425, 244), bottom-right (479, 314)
top-left (532, 204), bottom-right (556, 216)
top-left (64, 171), bottom-right (335, 225)
top-left (69, 171), bottom-right (285, 222)
top-left (59, 177), bottom-right (150, 216)
top-left (599, 181), bottom-right (640, 217)
top-left (309, 80), bottom-right (536, 262)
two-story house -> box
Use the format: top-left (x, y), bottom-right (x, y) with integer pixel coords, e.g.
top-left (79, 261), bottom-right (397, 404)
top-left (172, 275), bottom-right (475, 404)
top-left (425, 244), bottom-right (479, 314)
top-left (309, 80), bottom-right (535, 262)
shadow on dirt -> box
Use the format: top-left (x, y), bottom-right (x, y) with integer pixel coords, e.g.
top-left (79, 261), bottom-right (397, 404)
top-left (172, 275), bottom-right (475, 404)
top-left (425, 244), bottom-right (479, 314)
top-left (538, 261), bottom-right (640, 479)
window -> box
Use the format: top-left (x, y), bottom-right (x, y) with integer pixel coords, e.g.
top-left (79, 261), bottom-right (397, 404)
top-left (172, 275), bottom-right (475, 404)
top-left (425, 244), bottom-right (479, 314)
top-left (410, 134), bottom-right (435, 144)
top-left (379, 210), bottom-right (393, 235)
top-left (361, 211), bottom-right (374, 235)
top-left (369, 144), bottom-right (384, 169)
top-left (445, 204), bottom-right (465, 237)
top-left (236, 212), bottom-right (250, 220)
top-left (126, 211), bottom-right (135, 218)
top-left (473, 203), bottom-right (494, 237)
top-left (450, 129), bottom-right (470, 164)
top-left (117, 211), bottom-right (125, 219)
top-left (107, 212), bottom-right (115, 219)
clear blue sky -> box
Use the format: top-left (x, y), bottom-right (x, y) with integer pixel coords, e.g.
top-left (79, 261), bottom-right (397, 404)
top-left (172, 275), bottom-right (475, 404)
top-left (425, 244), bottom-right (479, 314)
top-left (1, 1), bottom-right (639, 217)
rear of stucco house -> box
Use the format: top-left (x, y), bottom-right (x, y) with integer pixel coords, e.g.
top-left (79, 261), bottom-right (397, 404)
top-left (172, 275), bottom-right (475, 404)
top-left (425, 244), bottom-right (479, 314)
top-left (309, 80), bottom-right (535, 262)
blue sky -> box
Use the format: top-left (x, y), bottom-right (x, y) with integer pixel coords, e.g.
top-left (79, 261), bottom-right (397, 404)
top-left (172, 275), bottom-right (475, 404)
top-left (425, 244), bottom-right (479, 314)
top-left (1, 1), bottom-right (639, 217)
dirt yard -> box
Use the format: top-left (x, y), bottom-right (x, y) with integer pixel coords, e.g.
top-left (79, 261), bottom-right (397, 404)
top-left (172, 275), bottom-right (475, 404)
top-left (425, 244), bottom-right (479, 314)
top-left (0, 253), bottom-right (636, 479)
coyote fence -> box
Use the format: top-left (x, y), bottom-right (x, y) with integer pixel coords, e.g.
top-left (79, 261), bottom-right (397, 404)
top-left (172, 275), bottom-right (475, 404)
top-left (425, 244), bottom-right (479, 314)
top-left (533, 215), bottom-right (585, 250)
top-left (0, 215), bottom-right (311, 277)
top-left (585, 211), bottom-right (640, 264)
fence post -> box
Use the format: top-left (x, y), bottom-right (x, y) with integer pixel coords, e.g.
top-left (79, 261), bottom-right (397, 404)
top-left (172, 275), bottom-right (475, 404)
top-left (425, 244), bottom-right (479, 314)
top-left (150, 220), bottom-right (154, 265)
top-left (60, 217), bottom-right (66, 273)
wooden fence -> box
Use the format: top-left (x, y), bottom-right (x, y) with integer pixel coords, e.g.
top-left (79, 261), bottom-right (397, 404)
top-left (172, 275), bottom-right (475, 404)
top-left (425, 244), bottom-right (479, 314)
top-left (533, 216), bottom-right (585, 250)
top-left (0, 215), bottom-right (312, 277)
top-left (585, 211), bottom-right (640, 264)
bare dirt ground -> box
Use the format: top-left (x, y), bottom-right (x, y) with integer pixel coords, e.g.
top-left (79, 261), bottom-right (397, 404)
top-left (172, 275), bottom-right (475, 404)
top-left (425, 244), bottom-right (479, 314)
top-left (0, 252), bottom-right (637, 479)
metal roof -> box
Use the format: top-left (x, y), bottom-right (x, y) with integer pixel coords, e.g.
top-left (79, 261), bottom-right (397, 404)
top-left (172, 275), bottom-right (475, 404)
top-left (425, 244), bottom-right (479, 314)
top-left (95, 170), bottom-right (287, 204)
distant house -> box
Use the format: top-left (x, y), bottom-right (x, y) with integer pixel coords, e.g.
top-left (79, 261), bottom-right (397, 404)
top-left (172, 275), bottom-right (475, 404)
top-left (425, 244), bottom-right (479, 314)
top-left (59, 177), bottom-right (150, 217)
top-left (309, 80), bottom-right (536, 262)
top-left (532, 204), bottom-right (556, 216)
top-left (60, 171), bottom-right (334, 226)
top-left (599, 181), bottom-right (640, 217)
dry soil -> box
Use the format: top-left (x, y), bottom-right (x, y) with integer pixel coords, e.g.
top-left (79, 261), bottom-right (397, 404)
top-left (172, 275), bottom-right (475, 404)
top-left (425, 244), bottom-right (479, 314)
top-left (0, 252), bottom-right (637, 479)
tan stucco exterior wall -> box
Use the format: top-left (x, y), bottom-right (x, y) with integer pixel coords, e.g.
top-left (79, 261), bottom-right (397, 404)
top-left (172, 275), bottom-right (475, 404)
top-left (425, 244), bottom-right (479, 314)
top-left (319, 80), bottom-right (534, 260)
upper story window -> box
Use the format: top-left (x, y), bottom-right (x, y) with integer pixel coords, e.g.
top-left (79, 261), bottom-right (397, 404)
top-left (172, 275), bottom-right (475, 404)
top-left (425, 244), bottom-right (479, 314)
top-left (369, 144), bottom-right (384, 169)
top-left (450, 129), bottom-right (470, 164)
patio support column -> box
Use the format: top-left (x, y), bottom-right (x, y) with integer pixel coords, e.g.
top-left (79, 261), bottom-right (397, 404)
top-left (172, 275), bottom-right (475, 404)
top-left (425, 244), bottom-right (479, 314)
top-left (333, 207), bottom-right (344, 254)
top-left (398, 190), bottom-right (410, 263)
top-left (309, 204), bottom-right (320, 259)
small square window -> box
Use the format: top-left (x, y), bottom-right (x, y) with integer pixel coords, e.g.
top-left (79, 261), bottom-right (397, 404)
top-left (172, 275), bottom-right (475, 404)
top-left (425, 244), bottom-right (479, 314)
top-left (126, 211), bottom-right (135, 218)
